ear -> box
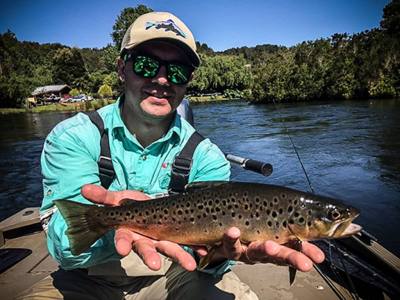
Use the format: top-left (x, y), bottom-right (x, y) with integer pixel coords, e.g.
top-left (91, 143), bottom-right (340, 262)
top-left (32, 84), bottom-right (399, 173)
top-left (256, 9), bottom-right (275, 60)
top-left (117, 57), bottom-right (126, 82)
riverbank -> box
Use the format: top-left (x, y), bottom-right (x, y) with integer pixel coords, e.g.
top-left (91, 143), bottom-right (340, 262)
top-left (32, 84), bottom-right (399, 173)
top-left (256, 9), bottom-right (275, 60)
top-left (0, 96), bottom-right (236, 114)
top-left (0, 99), bottom-right (115, 114)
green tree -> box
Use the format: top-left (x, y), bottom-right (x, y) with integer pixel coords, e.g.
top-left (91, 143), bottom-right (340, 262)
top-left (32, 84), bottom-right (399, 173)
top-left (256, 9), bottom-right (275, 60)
top-left (98, 84), bottom-right (113, 98)
top-left (52, 48), bottom-right (88, 86)
top-left (112, 5), bottom-right (153, 50)
top-left (69, 88), bottom-right (80, 97)
top-left (381, 0), bottom-right (400, 38)
top-left (100, 44), bottom-right (119, 72)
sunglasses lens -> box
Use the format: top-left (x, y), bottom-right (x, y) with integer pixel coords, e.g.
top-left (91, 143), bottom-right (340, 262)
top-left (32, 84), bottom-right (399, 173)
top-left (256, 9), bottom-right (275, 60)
top-left (168, 64), bottom-right (191, 85)
top-left (130, 55), bottom-right (192, 84)
top-left (133, 56), bottom-right (159, 78)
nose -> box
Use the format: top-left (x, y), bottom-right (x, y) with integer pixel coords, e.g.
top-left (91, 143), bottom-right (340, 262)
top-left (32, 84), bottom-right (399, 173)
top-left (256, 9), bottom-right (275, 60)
top-left (152, 65), bottom-right (169, 86)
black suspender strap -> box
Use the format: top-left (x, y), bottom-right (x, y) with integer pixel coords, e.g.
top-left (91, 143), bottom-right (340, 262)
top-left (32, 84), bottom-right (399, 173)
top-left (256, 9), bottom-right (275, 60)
top-left (84, 111), bottom-right (115, 189)
top-left (169, 131), bottom-right (205, 194)
top-left (85, 109), bottom-right (204, 193)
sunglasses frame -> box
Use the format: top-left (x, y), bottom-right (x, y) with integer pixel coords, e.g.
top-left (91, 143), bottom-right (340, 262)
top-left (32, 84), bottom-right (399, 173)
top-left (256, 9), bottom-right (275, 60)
top-left (124, 52), bottom-right (194, 85)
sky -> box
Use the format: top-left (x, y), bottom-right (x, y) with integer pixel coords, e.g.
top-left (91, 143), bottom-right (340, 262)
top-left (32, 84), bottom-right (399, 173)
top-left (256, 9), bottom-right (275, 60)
top-left (0, 0), bottom-right (391, 51)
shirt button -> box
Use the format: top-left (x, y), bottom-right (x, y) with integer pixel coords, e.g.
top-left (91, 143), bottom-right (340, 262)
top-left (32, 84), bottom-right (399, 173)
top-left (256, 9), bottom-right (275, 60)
top-left (142, 155), bottom-right (147, 160)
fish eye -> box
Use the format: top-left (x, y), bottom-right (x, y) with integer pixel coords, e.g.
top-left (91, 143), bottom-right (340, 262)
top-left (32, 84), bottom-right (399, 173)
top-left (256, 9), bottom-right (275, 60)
top-left (329, 209), bottom-right (341, 220)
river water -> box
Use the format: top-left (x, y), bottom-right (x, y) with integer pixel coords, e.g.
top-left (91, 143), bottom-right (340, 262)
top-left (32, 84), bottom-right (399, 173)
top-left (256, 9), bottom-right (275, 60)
top-left (0, 99), bottom-right (399, 256)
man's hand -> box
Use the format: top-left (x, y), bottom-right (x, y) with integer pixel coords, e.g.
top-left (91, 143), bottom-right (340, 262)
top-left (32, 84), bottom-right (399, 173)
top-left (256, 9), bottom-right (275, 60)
top-left (208, 227), bottom-right (325, 272)
top-left (81, 184), bottom-right (197, 271)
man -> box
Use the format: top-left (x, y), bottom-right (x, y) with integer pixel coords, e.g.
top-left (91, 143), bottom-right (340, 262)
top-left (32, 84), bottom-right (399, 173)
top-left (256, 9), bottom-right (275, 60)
top-left (18, 12), bottom-right (324, 299)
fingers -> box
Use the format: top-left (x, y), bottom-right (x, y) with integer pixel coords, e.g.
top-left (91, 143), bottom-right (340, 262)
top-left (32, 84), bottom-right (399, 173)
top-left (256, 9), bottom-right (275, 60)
top-left (191, 245), bottom-right (208, 257)
top-left (133, 239), bottom-right (162, 271)
top-left (115, 228), bottom-right (136, 256)
top-left (116, 228), bottom-right (197, 271)
top-left (116, 228), bottom-right (162, 270)
top-left (81, 184), bottom-right (151, 206)
top-left (300, 241), bottom-right (325, 264)
top-left (247, 240), bottom-right (317, 272)
top-left (81, 184), bottom-right (114, 205)
top-left (221, 227), bottom-right (242, 260)
top-left (155, 241), bottom-right (197, 271)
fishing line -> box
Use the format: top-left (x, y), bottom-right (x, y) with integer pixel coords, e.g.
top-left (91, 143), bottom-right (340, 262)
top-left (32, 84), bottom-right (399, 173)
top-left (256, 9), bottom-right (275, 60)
top-left (270, 99), bottom-right (360, 299)
top-left (271, 99), bottom-right (315, 194)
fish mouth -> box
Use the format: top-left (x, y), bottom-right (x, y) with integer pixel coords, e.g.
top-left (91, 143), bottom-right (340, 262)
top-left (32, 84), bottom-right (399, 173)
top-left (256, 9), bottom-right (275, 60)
top-left (332, 212), bottom-right (362, 238)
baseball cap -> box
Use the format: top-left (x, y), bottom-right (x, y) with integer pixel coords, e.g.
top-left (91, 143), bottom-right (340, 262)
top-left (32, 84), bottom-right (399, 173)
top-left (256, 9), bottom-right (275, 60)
top-left (120, 12), bottom-right (200, 67)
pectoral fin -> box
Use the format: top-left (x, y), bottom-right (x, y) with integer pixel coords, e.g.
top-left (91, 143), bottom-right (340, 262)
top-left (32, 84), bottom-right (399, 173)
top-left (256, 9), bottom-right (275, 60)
top-left (285, 228), bottom-right (303, 286)
top-left (289, 266), bottom-right (297, 286)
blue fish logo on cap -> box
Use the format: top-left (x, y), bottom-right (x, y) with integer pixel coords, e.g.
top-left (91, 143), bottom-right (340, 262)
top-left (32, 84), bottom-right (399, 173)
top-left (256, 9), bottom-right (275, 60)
top-left (145, 19), bottom-right (187, 38)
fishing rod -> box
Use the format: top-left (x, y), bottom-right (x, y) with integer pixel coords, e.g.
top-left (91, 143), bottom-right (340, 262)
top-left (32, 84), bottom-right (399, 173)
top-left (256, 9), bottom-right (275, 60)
top-left (225, 153), bottom-right (273, 177)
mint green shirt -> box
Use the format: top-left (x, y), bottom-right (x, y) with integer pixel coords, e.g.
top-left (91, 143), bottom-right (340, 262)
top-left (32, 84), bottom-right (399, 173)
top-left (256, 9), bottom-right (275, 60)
top-left (41, 99), bottom-right (233, 275)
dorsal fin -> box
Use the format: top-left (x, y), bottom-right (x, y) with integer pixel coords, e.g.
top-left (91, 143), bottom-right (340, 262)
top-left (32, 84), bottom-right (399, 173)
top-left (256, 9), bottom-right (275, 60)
top-left (119, 198), bottom-right (140, 206)
top-left (184, 181), bottom-right (229, 192)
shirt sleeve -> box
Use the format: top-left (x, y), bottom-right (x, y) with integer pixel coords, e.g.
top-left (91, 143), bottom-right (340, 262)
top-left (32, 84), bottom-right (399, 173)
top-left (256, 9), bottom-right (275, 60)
top-left (40, 115), bottom-right (120, 269)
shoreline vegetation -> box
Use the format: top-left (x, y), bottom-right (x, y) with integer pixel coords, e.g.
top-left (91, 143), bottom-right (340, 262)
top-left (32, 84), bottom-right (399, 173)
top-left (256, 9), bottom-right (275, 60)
top-left (2, 97), bottom-right (398, 115)
top-left (0, 95), bottom-right (234, 114)
top-left (1, 3), bottom-right (399, 110)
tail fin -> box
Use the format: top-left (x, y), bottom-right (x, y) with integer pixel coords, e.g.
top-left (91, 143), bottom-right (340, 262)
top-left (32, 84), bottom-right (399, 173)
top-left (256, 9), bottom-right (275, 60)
top-left (54, 200), bottom-right (109, 256)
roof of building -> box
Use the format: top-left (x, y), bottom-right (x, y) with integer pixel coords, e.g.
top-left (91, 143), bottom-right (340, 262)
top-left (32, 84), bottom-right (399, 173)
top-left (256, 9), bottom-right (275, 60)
top-left (32, 85), bottom-right (71, 96)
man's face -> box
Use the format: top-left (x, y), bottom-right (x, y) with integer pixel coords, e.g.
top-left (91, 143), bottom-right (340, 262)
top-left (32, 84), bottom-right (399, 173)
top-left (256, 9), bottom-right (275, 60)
top-left (119, 41), bottom-right (193, 120)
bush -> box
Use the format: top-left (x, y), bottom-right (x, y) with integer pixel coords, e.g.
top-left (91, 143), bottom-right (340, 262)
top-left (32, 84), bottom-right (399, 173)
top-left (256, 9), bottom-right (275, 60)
top-left (98, 84), bottom-right (113, 99)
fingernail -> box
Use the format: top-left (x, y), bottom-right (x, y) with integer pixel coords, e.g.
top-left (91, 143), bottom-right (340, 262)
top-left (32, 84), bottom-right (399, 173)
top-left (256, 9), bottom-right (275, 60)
top-left (303, 261), bottom-right (311, 271)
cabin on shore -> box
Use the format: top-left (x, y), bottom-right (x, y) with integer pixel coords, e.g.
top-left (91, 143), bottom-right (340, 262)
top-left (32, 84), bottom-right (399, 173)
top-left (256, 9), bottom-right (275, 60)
top-left (31, 85), bottom-right (71, 105)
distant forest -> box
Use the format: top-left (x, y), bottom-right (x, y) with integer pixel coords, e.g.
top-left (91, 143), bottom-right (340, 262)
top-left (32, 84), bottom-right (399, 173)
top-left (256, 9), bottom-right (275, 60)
top-left (0, 1), bottom-right (399, 108)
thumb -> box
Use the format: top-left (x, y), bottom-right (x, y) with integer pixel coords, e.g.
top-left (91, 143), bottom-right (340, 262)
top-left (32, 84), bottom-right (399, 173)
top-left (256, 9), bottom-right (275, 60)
top-left (81, 184), bottom-right (119, 206)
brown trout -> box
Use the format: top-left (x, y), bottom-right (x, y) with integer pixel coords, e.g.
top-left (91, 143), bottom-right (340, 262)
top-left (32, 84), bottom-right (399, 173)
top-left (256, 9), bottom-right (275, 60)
top-left (54, 181), bottom-right (361, 257)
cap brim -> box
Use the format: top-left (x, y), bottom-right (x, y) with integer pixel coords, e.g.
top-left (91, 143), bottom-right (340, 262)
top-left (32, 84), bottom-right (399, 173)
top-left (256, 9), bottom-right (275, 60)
top-left (122, 37), bottom-right (200, 68)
